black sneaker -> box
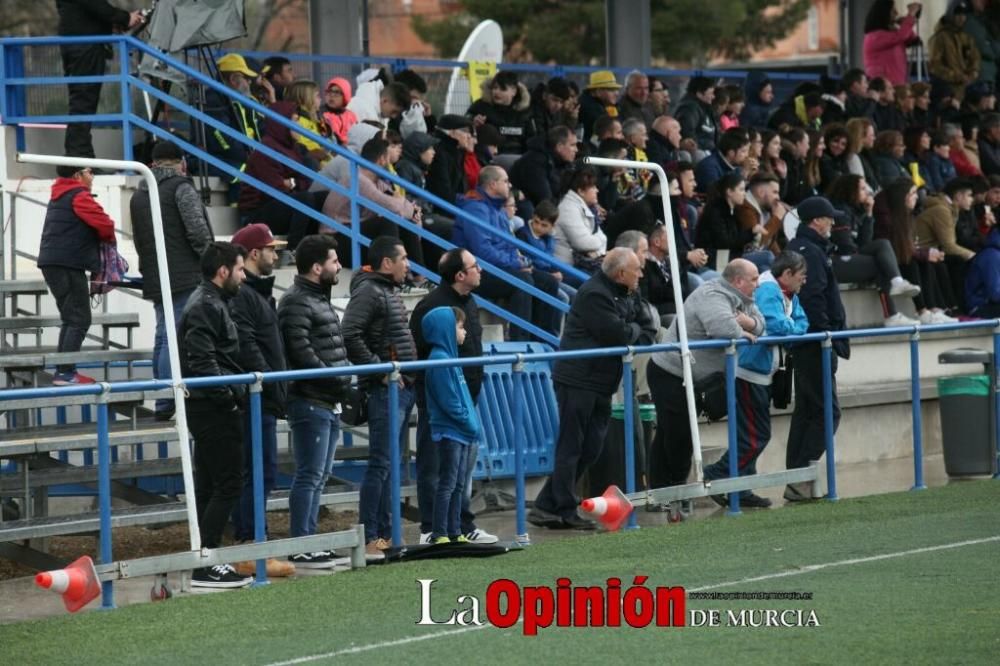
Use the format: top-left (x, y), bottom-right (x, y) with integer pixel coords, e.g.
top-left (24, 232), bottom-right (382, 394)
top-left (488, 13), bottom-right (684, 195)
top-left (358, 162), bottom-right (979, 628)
top-left (191, 564), bottom-right (253, 589)
top-left (563, 513), bottom-right (597, 530)
top-left (288, 551), bottom-right (339, 570)
top-left (741, 493), bottom-right (773, 509)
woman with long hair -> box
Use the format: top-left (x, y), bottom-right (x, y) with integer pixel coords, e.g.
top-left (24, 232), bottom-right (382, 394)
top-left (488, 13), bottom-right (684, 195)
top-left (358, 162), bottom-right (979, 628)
top-left (804, 129), bottom-right (825, 195)
top-left (286, 79), bottom-right (334, 168)
top-left (902, 125), bottom-right (932, 192)
top-left (758, 129), bottom-right (789, 193)
top-left (696, 171), bottom-right (773, 271)
top-left (873, 177), bottom-right (959, 322)
top-left (863, 0), bottom-right (921, 85)
top-left (826, 174), bottom-right (920, 326)
top-left (845, 117), bottom-right (881, 191)
top-left (820, 123), bottom-right (851, 191)
top-left (871, 129), bottom-right (910, 186)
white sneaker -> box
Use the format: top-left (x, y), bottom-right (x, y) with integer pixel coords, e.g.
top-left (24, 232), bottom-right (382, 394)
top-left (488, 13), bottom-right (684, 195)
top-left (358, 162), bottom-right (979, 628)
top-left (885, 313), bottom-right (918, 327)
top-left (465, 528), bottom-right (499, 544)
top-left (889, 280), bottom-right (921, 298)
top-left (918, 310), bottom-right (938, 325)
top-left (932, 310), bottom-right (958, 323)
top-left (419, 532), bottom-right (433, 545)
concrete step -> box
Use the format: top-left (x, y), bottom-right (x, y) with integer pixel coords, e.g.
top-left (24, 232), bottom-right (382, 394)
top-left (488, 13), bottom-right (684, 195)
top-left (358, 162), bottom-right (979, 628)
top-left (0, 312), bottom-right (140, 332)
top-left (0, 280), bottom-right (47, 297)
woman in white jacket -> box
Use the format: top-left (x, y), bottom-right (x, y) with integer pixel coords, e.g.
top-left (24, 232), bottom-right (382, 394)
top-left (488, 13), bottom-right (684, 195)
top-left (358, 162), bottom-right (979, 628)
top-left (555, 168), bottom-right (607, 275)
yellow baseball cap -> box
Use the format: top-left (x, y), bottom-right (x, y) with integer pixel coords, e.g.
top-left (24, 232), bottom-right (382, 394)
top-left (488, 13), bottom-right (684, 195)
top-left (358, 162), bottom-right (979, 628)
top-left (216, 53), bottom-right (257, 77)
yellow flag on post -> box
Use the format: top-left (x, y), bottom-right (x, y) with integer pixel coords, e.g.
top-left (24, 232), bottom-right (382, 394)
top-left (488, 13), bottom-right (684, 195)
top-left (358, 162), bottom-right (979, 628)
top-left (467, 60), bottom-right (498, 102)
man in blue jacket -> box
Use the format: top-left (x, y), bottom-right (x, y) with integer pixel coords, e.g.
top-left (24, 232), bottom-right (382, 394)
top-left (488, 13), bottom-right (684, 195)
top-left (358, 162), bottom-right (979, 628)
top-left (704, 251), bottom-right (810, 509)
top-left (965, 227), bottom-right (1000, 317)
top-left (454, 165), bottom-right (561, 340)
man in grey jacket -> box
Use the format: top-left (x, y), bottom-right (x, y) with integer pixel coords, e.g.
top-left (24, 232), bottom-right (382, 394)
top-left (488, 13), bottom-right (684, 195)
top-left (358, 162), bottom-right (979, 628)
top-left (646, 259), bottom-right (764, 504)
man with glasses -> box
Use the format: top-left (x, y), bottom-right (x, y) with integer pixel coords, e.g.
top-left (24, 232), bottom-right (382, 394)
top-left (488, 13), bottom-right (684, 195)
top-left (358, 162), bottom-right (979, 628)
top-left (409, 249), bottom-right (498, 545)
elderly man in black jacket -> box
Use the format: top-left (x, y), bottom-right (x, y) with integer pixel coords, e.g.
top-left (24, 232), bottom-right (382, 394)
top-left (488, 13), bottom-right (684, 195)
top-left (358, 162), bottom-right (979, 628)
top-left (408, 249), bottom-right (497, 544)
top-left (784, 197), bottom-right (849, 502)
top-left (530, 248), bottom-right (658, 529)
top-left (277, 235), bottom-right (353, 569)
top-left (226, 224), bottom-right (293, 577)
top-left (178, 241), bottom-right (252, 589)
top-left (342, 236), bottom-right (418, 559)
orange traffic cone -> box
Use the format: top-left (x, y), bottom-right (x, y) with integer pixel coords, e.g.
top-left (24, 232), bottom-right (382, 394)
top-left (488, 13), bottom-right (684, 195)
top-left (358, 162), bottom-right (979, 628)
top-left (35, 555), bottom-right (101, 613)
top-left (580, 485), bottom-right (634, 531)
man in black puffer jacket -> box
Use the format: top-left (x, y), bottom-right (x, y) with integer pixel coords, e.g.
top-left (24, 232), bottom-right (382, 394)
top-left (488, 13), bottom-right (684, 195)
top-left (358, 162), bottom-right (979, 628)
top-left (277, 235), bottom-right (352, 569)
top-left (342, 236), bottom-right (418, 559)
top-left (178, 241), bottom-right (253, 589)
top-left (530, 248), bottom-right (657, 530)
top-left (228, 225), bottom-right (289, 575)
top-left (510, 125), bottom-right (579, 206)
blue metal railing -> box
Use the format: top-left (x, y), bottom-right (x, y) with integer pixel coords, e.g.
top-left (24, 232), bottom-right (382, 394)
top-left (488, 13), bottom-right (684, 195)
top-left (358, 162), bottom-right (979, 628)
top-left (2, 319), bottom-right (1000, 607)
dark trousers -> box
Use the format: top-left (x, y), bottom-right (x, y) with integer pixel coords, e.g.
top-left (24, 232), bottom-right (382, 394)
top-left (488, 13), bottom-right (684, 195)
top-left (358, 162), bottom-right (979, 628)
top-left (946, 255), bottom-right (970, 312)
top-left (703, 378), bottom-right (772, 497)
top-left (786, 343), bottom-right (840, 470)
top-left (188, 401), bottom-right (245, 549)
top-left (534, 383), bottom-right (611, 519)
top-left (431, 438), bottom-right (470, 539)
top-left (477, 268), bottom-right (561, 341)
top-left (900, 259), bottom-right (955, 311)
top-left (41, 267), bottom-right (91, 373)
top-left (232, 412), bottom-right (277, 542)
top-left (61, 44), bottom-right (107, 158)
top-left (832, 240), bottom-right (900, 317)
top-left (416, 404), bottom-right (477, 534)
top-left (242, 191), bottom-right (325, 249)
top-left (647, 360), bottom-right (696, 487)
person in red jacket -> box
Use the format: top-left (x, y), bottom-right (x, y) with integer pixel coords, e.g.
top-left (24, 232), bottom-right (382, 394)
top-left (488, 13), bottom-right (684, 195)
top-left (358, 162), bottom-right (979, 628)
top-left (37, 164), bottom-right (117, 385)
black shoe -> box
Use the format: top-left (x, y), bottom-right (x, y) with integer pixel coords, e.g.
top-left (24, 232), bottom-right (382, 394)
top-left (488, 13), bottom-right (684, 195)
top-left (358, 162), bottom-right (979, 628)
top-left (154, 409), bottom-right (175, 422)
top-left (740, 493), bottom-right (773, 509)
top-left (288, 551), bottom-right (338, 570)
top-left (562, 513), bottom-right (597, 530)
top-left (709, 494), bottom-right (728, 508)
top-left (528, 507), bottom-right (566, 529)
top-left (191, 564), bottom-right (253, 589)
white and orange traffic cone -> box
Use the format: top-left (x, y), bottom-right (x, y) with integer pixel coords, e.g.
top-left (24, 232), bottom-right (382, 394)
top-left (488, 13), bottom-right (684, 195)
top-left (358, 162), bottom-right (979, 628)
top-left (35, 555), bottom-right (101, 612)
top-left (580, 485), bottom-right (634, 531)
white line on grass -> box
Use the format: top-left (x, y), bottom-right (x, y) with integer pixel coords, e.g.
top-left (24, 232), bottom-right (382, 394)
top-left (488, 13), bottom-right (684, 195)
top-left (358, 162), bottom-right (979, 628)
top-left (263, 535), bottom-right (1000, 665)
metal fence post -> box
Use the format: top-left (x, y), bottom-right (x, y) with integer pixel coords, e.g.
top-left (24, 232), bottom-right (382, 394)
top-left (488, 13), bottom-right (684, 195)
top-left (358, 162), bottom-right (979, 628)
top-left (388, 363), bottom-right (403, 547)
top-left (96, 383), bottom-right (115, 609)
top-left (622, 347), bottom-right (639, 530)
top-left (993, 325), bottom-right (1000, 480)
top-left (118, 42), bottom-right (133, 163)
top-left (909, 331), bottom-right (926, 490)
top-left (725, 342), bottom-right (742, 516)
top-left (511, 354), bottom-right (530, 544)
top-left (249, 373), bottom-right (268, 586)
top-left (349, 160), bottom-right (360, 269)
top-left (822, 335), bottom-right (838, 501)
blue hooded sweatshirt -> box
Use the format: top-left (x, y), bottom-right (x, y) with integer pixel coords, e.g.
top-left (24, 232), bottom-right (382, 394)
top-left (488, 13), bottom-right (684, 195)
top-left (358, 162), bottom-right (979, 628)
top-left (422, 307), bottom-right (480, 445)
top-left (966, 228), bottom-right (1000, 314)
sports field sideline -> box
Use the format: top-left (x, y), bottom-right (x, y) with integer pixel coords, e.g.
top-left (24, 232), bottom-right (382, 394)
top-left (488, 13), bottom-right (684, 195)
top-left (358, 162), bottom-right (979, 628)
top-left (2, 480), bottom-right (998, 665)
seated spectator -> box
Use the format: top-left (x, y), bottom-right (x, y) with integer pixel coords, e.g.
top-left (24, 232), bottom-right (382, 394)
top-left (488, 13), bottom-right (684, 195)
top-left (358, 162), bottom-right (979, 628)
top-left (803, 129), bottom-right (825, 198)
top-left (746, 127), bottom-right (764, 176)
top-left (308, 122), bottom-right (380, 195)
top-left (718, 84), bottom-right (744, 131)
top-left (845, 117), bottom-right (881, 190)
top-left (589, 114), bottom-right (624, 152)
top-left (902, 126), bottom-right (932, 190)
top-left (426, 114), bottom-right (476, 208)
top-left (916, 177), bottom-right (977, 310)
top-left (474, 123), bottom-right (502, 169)
top-left (697, 172), bottom-right (772, 271)
top-left (978, 113), bottom-right (1000, 177)
top-left (261, 56), bottom-right (294, 102)
top-left (510, 125), bottom-right (579, 206)
top-left (950, 117), bottom-right (983, 177)
top-left (383, 129), bottom-right (407, 198)
top-left (467, 71), bottom-right (533, 155)
top-left (874, 177), bottom-right (959, 322)
top-left (515, 200), bottom-right (573, 305)
top-left (347, 71), bottom-right (410, 129)
top-left (842, 68), bottom-right (877, 120)
top-left (647, 76), bottom-right (670, 118)
top-left (826, 173), bottom-right (920, 326)
top-left (965, 225), bottom-right (1000, 317)
top-left (768, 91), bottom-right (825, 132)
top-left (871, 130), bottom-right (910, 186)
top-left (759, 129), bottom-right (789, 190)
top-left (695, 128), bottom-right (750, 194)
top-left (455, 166), bottom-right (561, 340)
top-left (674, 76), bottom-right (719, 157)
top-left (645, 116), bottom-right (686, 168)
top-left (863, 0), bottom-right (918, 86)
top-left (821, 124), bottom-right (851, 191)
top-left (641, 221), bottom-right (689, 319)
top-left (622, 117), bottom-right (653, 197)
top-left (238, 101), bottom-right (322, 248)
top-left (196, 54), bottom-right (260, 183)
top-left (870, 77), bottom-right (906, 132)
top-left (390, 69), bottom-right (435, 138)
top-left (286, 79), bottom-right (334, 169)
top-left (821, 74), bottom-right (849, 126)
top-left (928, 5), bottom-right (980, 107)
top-left (962, 80), bottom-right (997, 114)
top-left (396, 130), bottom-right (438, 192)
top-left (781, 127), bottom-right (814, 205)
top-left (555, 168), bottom-right (607, 279)
top-left (594, 138), bottom-right (629, 212)
top-left (737, 172), bottom-right (788, 257)
top-left (321, 77), bottom-right (358, 145)
top-left (580, 71), bottom-right (622, 143)
top-left (927, 128), bottom-right (959, 192)
top-left (740, 71), bottom-right (774, 130)
top-left (531, 77), bottom-right (573, 139)
top-left (911, 81), bottom-right (936, 128)
top-left (617, 70), bottom-right (655, 128)
top-left (895, 84), bottom-right (917, 126)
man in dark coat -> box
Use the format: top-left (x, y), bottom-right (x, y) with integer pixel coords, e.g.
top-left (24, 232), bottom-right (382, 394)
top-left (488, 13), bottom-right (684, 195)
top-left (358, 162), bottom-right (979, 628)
top-left (509, 125), bottom-right (579, 206)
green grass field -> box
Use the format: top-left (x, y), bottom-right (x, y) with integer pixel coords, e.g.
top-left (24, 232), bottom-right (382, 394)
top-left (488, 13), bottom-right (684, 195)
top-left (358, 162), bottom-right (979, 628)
top-left (2, 480), bottom-right (999, 665)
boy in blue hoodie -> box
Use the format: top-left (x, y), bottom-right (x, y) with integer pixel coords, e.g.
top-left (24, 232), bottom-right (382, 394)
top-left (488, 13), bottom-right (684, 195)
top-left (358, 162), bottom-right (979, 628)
top-left (422, 306), bottom-right (481, 543)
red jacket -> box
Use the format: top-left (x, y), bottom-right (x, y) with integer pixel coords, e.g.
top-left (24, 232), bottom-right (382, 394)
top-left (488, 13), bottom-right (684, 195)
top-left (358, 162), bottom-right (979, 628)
top-left (52, 177), bottom-right (116, 243)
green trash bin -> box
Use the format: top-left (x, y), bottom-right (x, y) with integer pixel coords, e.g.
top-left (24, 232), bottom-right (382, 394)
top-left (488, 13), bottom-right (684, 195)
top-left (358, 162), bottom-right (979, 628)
top-left (936, 374), bottom-right (996, 476)
top-left (586, 403), bottom-right (656, 497)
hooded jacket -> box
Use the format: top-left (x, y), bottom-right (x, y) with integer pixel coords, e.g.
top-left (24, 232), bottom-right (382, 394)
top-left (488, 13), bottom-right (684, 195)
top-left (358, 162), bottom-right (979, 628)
top-left (346, 77), bottom-right (384, 125)
top-left (467, 83), bottom-right (534, 154)
top-left (341, 268), bottom-right (417, 388)
top-left (915, 193), bottom-right (976, 260)
top-left (410, 284), bottom-right (483, 406)
top-left (740, 71), bottom-right (773, 130)
top-left (454, 187), bottom-right (527, 273)
top-left (736, 270), bottom-right (809, 384)
top-left (238, 101), bottom-right (310, 211)
top-left (421, 307), bottom-right (480, 445)
top-left (965, 228), bottom-right (1000, 313)
top-left (397, 131), bottom-right (437, 187)
top-left (322, 76), bottom-right (358, 144)
top-left (38, 177), bottom-right (117, 272)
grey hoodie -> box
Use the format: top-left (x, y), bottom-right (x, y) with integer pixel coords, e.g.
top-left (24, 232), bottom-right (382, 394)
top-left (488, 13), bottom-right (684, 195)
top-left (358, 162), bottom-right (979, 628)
top-left (651, 277), bottom-right (763, 383)
top-left (308, 123), bottom-right (382, 193)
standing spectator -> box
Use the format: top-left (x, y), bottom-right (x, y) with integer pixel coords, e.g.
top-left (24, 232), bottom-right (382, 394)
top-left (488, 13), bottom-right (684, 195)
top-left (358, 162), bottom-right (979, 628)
top-left (277, 235), bottom-right (352, 569)
top-left (130, 141), bottom-right (214, 416)
top-left (740, 72), bottom-right (775, 130)
top-left (261, 56), bottom-right (295, 102)
top-left (965, 0), bottom-right (1000, 85)
top-left (227, 224), bottom-right (293, 577)
top-left (410, 249), bottom-right (497, 545)
top-left (467, 72), bottom-right (534, 155)
top-left (674, 76), bottom-right (719, 157)
top-left (342, 236), bottom-right (418, 560)
top-left (38, 164), bottom-right (117, 385)
top-left (56, 1), bottom-right (141, 158)
top-left (514, 200), bottom-right (570, 303)
top-left (647, 260), bottom-right (764, 497)
top-left (705, 252), bottom-right (810, 508)
top-left (784, 198), bottom-right (850, 502)
top-left (929, 4), bottom-right (981, 102)
top-left (617, 70), bottom-right (655, 128)
top-left (529, 249), bottom-right (656, 528)
top-left (863, 0), bottom-right (920, 86)
top-left (421, 307), bottom-right (480, 543)
top-left (580, 71), bottom-right (622, 143)
top-left (178, 241), bottom-right (253, 589)
top-left (321, 77), bottom-right (358, 145)
top-left (510, 125), bottom-right (579, 206)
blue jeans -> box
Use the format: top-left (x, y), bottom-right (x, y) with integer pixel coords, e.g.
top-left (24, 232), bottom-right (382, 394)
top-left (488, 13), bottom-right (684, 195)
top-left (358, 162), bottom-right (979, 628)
top-left (359, 384), bottom-right (415, 542)
top-left (232, 411), bottom-right (278, 541)
top-left (287, 398), bottom-right (341, 538)
top-left (416, 405), bottom-right (479, 534)
top-left (432, 438), bottom-right (470, 539)
top-left (153, 288), bottom-right (194, 414)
